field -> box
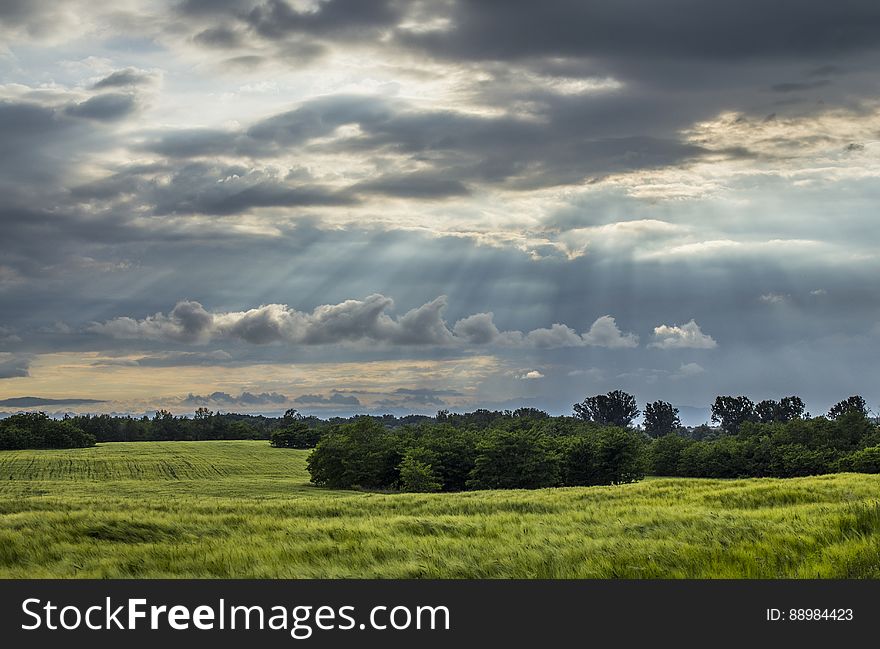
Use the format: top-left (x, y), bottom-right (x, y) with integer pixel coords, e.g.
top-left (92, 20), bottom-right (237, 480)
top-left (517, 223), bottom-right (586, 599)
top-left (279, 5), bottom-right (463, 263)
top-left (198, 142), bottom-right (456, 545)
top-left (1, 441), bottom-right (879, 578)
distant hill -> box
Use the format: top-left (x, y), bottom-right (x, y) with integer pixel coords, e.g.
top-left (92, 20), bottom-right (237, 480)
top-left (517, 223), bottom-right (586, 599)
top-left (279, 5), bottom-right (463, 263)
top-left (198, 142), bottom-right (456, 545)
top-left (676, 406), bottom-right (711, 427)
top-left (0, 397), bottom-right (107, 407)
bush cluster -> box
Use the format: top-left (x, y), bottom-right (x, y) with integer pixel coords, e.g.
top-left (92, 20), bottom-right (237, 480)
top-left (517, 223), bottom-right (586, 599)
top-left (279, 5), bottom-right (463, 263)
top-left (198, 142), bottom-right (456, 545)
top-left (306, 416), bottom-right (646, 491)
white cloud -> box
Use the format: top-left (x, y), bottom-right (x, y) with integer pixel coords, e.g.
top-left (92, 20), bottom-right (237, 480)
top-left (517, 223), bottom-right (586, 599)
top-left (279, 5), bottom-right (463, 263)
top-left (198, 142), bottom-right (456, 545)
top-left (452, 312), bottom-right (501, 344)
top-left (567, 368), bottom-right (603, 379)
top-left (525, 323), bottom-right (584, 348)
top-left (93, 296), bottom-right (643, 352)
top-left (649, 320), bottom-right (717, 349)
top-left (581, 315), bottom-right (639, 348)
top-left (677, 362), bottom-right (706, 377)
top-left (759, 293), bottom-right (788, 304)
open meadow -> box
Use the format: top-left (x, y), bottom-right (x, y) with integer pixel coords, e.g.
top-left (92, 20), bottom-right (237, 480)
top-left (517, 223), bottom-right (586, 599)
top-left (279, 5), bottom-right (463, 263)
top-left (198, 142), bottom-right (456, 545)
top-left (1, 441), bottom-right (879, 578)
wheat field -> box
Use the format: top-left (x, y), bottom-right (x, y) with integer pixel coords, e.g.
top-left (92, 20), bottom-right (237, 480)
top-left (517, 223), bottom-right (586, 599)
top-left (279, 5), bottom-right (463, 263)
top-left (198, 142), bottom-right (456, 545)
top-left (1, 441), bottom-right (879, 578)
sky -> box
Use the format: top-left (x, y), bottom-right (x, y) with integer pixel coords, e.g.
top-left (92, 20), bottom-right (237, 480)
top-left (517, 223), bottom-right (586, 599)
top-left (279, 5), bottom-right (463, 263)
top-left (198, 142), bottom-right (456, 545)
top-left (1, 0), bottom-right (879, 420)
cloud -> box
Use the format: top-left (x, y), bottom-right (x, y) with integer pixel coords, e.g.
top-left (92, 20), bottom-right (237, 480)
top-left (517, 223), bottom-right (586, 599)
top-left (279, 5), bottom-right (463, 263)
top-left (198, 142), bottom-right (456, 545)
top-left (92, 350), bottom-right (234, 368)
top-left (354, 172), bottom-right (470, 199)
top-left (245, 0), bottom-right (404, 40)
top-left (523, 316), bottom-right (638, 349)
top-left (3, 0), bottom-right (880, 417)
top-left (393, 388), bottom-right (462, 397)
top-left (581, 315), bottom-right (639, 348)
top-left (89, 300), bottom-right (215, 343)
top-left (398, 1), bottom-right (880, 62)
top-left (677, 362), bottom-right (706, 378)
top-left (182, 391), bottom-right (288, 406)
top-left (567, 368), bottom-right (603, 379)
top-left (92, 68), bottom-right (156, 89)
top-left (770, 80), bottom-right (832, 93)
top-left (452, 312), bottom-right (501, 344)
top-left (294, 393), bottom-right (361, 406)
top-left (525, 324), bottom-right (583, 349)
top-left (374, 387), bottom-right (457, 407)
top-left (0, 354), bottom-right (31, 379)
top-left (0, 326), bottom-right (23, 344)
top-left (65, 94), bottom-right (137, 121)
top-left (759, 293), bottom-right (788, 304)
top-left (515, 370), bottom-right (544, 380)
top-left (88, 294), bottom-right (640, 351)
top-left (649, 320), bottom-right (717, 349)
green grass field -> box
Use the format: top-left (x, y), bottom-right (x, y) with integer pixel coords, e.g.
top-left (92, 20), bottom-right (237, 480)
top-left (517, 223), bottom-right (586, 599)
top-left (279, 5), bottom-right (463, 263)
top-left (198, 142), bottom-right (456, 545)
top-left (1, 441), bottom-right (879, 578)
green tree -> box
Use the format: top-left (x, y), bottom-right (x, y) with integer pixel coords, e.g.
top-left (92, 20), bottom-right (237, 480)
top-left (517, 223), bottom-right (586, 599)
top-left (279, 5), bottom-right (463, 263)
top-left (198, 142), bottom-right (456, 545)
top-left (398, 449), bottom-right (442, 492)
top-left (643, 400), bottom-right (681, 437)
top-left (574, 390), bottom-right (640, 427)
top-left (756, 396), bottom-right (805, 423)
top-left (649, 433), bottom-right (693, 476)
top-left (467, 429), bottom-right (560, 490)
top-left (271, 421), bottom-right (321, 448)
top-left (711, 396), bottom-right (756, 434)
top-left (828, 395), bottom-right (868, 420)
top-left (307, 418), bottom-right (403, 489)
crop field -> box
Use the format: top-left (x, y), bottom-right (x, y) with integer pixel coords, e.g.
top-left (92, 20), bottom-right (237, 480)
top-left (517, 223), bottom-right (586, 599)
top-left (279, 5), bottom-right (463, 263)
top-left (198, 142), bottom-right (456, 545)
top-left (1, 441), bottom-right (879, 578)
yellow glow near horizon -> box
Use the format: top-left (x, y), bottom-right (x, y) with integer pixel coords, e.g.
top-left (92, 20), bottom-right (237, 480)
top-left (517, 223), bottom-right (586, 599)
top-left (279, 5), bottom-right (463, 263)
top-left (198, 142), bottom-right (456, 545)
top-left (0, 352), bottom-right (503, 413)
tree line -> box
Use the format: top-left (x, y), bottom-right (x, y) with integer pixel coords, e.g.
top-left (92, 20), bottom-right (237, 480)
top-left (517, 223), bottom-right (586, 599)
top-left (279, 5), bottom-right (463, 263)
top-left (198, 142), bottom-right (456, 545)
top-left (647, 395), bottom-right (878, 478)
top-left (306, 415), bottom-right (646, 492)
top-left (300, 391), bottom-right (879, 490)
top-left (0, 413), bottom-right (96, 450)
top-left (3, 392), bottom-right (878, 487)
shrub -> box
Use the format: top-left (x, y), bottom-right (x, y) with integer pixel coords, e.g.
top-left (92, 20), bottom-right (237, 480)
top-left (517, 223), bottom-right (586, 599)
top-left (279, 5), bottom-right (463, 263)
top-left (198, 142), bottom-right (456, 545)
top-left (270, 421), bottom-right (322, 449)
top-left (649, 434), bottom-right (693, 476)
top-left (838, 447), bottom-right (880, 474)
top-left (399, 450), bottom-right (442, 492)
top-left (307, 418), bottom-right (404, 489)
top-left (466, 429), bottom-right (561, 490)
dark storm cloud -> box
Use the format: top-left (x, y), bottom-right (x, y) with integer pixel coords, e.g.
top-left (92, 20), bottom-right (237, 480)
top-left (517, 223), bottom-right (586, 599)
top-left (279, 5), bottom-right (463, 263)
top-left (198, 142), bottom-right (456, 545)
top-left (374, 387), bottom-right (462, 408)
top-left (92, 68), bottom-right (155, 89)
top-left (65, 94), bottom-right (137, 121)
top-left (0, 0), bottom-right (70, 38)
top-left (770, 80), bottom-right (832, 93)
top-left (136, 93), bottom-right (711, 198)
top-left (158, 0), bottom-right (880, 188)
top-left (176, 0), bottom-right (250, 16)
top-left (0, 0), bottom-right (35, 23)
top-left (0, 355), bottom-right (32, 379)
top-left (0, 102), bottom-right (86, 183)
top-left (152, 178), bottom-right (357, 215)
top-left (193, 25), bottom-right (244, 48)
top-left (245, 94), bottom-right (394, 146)
top-left (140, 129), bottom-right (240, 158)
top-left (353, 172), bottom-right (470, 199)
top-left (398, 0), bottom-right (880, 63)
top-left (69, 161), bottom-right (358, 216)
top-left (246, 0), bottom-right (403, 39)
top-left (171, 1), bottom-right (880, 63)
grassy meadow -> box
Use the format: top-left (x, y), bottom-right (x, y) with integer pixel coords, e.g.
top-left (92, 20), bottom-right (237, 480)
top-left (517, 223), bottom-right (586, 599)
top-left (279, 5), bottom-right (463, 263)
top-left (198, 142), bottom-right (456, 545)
top-left (1, 440), bottom-right (879, 578)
